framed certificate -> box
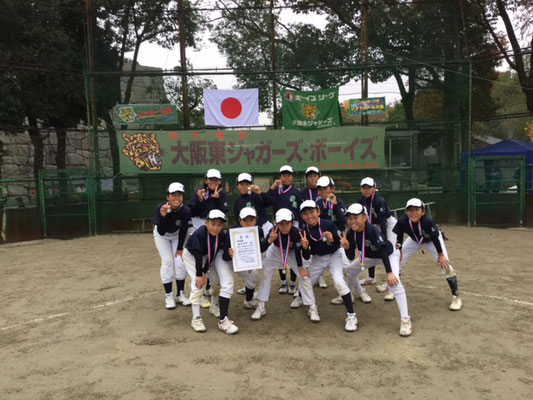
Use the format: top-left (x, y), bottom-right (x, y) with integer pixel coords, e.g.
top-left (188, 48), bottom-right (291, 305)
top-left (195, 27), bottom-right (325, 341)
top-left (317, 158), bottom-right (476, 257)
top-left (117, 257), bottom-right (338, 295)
top-left (229, 226), bottom-right (263, 272)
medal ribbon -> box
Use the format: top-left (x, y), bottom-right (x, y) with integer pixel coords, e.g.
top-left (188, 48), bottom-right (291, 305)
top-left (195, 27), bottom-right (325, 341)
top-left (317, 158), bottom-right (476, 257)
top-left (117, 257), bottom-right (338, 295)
top-left (278, 185), bottom-right (292, 195)
top-left (354, 229), bottom-right (366, 267)
top-left (308, 218), bottom-right (324, 242)
top-left (322, 198), bottom-right (333, 211)
top-left (409, 220), bottom-right (424, 249)
top-left (278, 234), bottom-right (291, 267)
top-left (207, 233), bottom-right (219, 266)
top-left (308, 188), bottom-right (318, 202)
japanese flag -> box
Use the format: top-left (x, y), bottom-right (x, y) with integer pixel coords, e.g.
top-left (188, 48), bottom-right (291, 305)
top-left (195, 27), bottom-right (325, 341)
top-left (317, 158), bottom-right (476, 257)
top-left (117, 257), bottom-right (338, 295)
top-left (204, 89), bottom-right (259, 127)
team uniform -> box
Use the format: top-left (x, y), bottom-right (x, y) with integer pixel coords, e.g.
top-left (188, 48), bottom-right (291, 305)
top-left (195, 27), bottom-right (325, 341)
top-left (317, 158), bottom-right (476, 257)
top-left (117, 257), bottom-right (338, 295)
top-left (393, 212), bottom-right (461, 311)
top-left (189, 187), bottom-right (229, 230)
top-left (182, 214), bottom-right (238, 334)
top-left (267, 185), bottom-right (301, 227)
top-left (233, 191), bottom-right (274, 235)
top-left (299, 207), bottom-right (357, 330)
top-left (152, 183), bottom-right (193, 309)
top-left (252, 224), bottom-right (316, 320)
top-left (343, 221), bottom-right (411, 334)
top-left (359, 193), bottom-right (397, 245)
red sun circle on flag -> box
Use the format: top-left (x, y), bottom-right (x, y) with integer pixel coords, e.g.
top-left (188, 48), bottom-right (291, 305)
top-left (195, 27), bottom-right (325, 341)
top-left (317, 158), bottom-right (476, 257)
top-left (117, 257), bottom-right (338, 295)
top-left (220, 97), bottom-right (242, 119)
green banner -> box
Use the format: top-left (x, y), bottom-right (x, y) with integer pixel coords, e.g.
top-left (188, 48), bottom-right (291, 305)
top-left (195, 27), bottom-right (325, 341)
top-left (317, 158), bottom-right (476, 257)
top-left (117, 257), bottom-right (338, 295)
top-left (119, 127), bottom-right (385, 174)
top-left (346, 97), bottom-right (386, 116)
top-left (281, 88), bottom-right (340, 130)
top-left (117, 104), bottom-right (178, 125)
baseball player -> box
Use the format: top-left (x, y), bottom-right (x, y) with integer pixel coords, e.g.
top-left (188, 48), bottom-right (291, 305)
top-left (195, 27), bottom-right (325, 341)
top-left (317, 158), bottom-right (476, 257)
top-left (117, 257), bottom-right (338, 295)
top-left (358, 177), bottom-right (398, 292)
top-left (300, 166), bottom-right (328, 289)
top-left (267, 165), bottom-right (301, 294)
top-left (393, 198), bottom-right (462, 311)
top-left (233, 172), bottom-right (275, 238)
top-left (298, 200), bottom-right (358, 331)
top-left (182, 210), bottom-right (238, 334)
top-left (338, 203), bottom-right (412, 336)
top-left (251, 208), bottom-right (315, 321)
top-left (222, 207), bottom-right (270, 309)
top-left (152, 182), bottom-right (193, 310)
top-left (188, 168), bottom-right (228, 230)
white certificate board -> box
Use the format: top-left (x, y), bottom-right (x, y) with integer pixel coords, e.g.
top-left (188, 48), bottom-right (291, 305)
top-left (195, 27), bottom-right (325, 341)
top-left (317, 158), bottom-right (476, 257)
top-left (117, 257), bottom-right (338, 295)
top-left (229, 226), bottom-right (263, 272)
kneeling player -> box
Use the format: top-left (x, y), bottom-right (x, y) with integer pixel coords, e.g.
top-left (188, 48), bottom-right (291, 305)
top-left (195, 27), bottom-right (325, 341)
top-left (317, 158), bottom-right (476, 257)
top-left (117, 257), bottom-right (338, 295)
top-left (339, 203), bottom-right (412, 336)
top-left (251, 209), bottom-right (314, 321)
top-left (222, 207), bottom-right (270, 309)
top-left (299, 200), bottom-right (358, 332)
top-left (393, 198), bottom-right (462, 311)
top-left (182, 210), bottom-right (238, 334)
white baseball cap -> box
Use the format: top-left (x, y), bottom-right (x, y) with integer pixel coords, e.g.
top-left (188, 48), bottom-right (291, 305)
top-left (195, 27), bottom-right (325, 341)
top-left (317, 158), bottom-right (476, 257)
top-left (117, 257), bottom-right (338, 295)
top-left (345, 203), bottom-right (366, 216)
top-left (239, 207), bottom-right (257, 219)
top-left (317, 176), bottom-right (332, 188)
top-left (279, 165), bottom-right (294, 174)
top-left (360, 177), bottom-right (376, 187)
top-left (167, 182), bottom-right (185, 194)
top-left (206, 209), bottom-right (227, 221)
top-left (205, 169), bottom-right (222, 179)
top-left (237, 173), bottom-right (253, 183)
top-left (299, 200), bottom-right (318, 211)
top-left (275, 208), bottom-right (293, 223)
top-left (405, 198), bottom-right (425, 209)
top-left (305, 166), bottom-right (320, 176)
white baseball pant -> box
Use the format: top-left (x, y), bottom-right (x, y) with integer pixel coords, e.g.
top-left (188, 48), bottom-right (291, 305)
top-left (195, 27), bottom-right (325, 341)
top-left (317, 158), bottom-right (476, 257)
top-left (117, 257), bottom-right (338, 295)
top-left (307, 249), bottom-right (351, 297)
top-left (153, 228), bottom-right (187, 284)
top-left (182, 250), bottom-right (235, 305)
top-left (256, 244), bottom-right (315, 305)
top-left (399, 233), bottom-right (456, 278)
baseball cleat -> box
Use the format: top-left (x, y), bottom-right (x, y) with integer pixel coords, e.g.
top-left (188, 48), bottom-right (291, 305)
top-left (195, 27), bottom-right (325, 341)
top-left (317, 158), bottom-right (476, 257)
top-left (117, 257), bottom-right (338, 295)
top-left (165, 296), bottom-right (176, 309)
top-left (288, 283), bottom-right (297, 294)
top-left (176, 291), bottom-right (191, 306)
top-left (318, 275), bottom-right (328, 288)
top-left (358, 289), bottom-right (372, 303)
top-left (236, 287), bottom-right (246, 295)
top-left (449, 295), bottom-right (462, 311)
top-left (191, 316), bottom-right (206, 332)
top-left (218, 317), bottom-right (239, 334)
top-left (279, 282), bottom-right (288, 294)
top-left (399, 319), bottom-right (412, 337)
top-left (243, 298), bottom-right (259, 309)
top-left (376, 283), bottom-right (387, 293)
top-left (330, 294), bottom-right (354, 305)
top-left (345, 314), bottom-right (358, 331)
top-left (359, 277), bottom-right (377, 286)
top-left (308, 306), bottom-right (320, 322)
top-left (384, 289), bottom-right (395, 301)
top-left (251, 304), bottom-right (266, 320)
top-left (200, 296), bottom-right (211, 308)
top-left (290, 296), bottom-right (303, 309)
top-left (209, 303), bottom-right (220, 318)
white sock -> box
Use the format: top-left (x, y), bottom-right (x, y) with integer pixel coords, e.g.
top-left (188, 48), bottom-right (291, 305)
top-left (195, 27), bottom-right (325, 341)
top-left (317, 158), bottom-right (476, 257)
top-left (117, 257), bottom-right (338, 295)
top-left (348, 312), bottom-right (356, 318)
top-left (211, 295), bottom-right (218, 306)
top-left (165, 292), bottom-right (173, 298)
top-left (192, 304), bottom-right (201, 318)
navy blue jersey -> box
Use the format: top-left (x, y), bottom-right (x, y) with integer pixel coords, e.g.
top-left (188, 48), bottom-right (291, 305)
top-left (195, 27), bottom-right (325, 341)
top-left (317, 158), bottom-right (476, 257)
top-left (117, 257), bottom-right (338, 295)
top-left (233, 192), bottom-right (274, 226)
top-left (152, 203), bottom-right (192, 250)
top-left (301, 186), bottom-right (319, 202)
top-left (345, 222), bottom-right (393, 273)
top-left (188, 186), bottom-right (229, 219)
top-left (301, 218), bottom-right (341, 257)
top-left (316, 196), bottom-right (347, 231)
top-left (185, 225), bottom-right (227, 276)
top-left (268, 226), bottom-right (303, 267)
top-left (222, 224), bottom-right (270, 261)
top-left (267, 185), bottom-right (301, 217)
top-left (359, 194), bottom-right (392, 240)
top-left (393, 215), bottom-right (442, 253)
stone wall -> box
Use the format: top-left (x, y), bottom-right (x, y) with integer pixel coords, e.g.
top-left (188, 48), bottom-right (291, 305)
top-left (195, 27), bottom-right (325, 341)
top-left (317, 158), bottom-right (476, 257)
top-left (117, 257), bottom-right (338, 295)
top-left (0, 129), bottom-right (112, 207)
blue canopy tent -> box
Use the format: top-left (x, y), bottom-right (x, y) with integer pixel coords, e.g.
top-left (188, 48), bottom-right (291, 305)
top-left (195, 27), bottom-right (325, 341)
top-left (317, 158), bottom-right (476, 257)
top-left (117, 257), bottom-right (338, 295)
top-left (471, 139), bottom-right (533, 191)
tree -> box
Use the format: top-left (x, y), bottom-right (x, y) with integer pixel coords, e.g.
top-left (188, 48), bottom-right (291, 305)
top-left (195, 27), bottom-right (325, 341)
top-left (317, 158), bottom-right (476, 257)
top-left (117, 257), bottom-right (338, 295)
top-left (480, 0), bottom-right (533, 112)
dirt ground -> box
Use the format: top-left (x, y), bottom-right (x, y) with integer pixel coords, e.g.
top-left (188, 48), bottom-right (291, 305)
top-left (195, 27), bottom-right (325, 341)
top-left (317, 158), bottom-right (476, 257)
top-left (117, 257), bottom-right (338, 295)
top-left (1, 225), bottom-right (532, 400)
